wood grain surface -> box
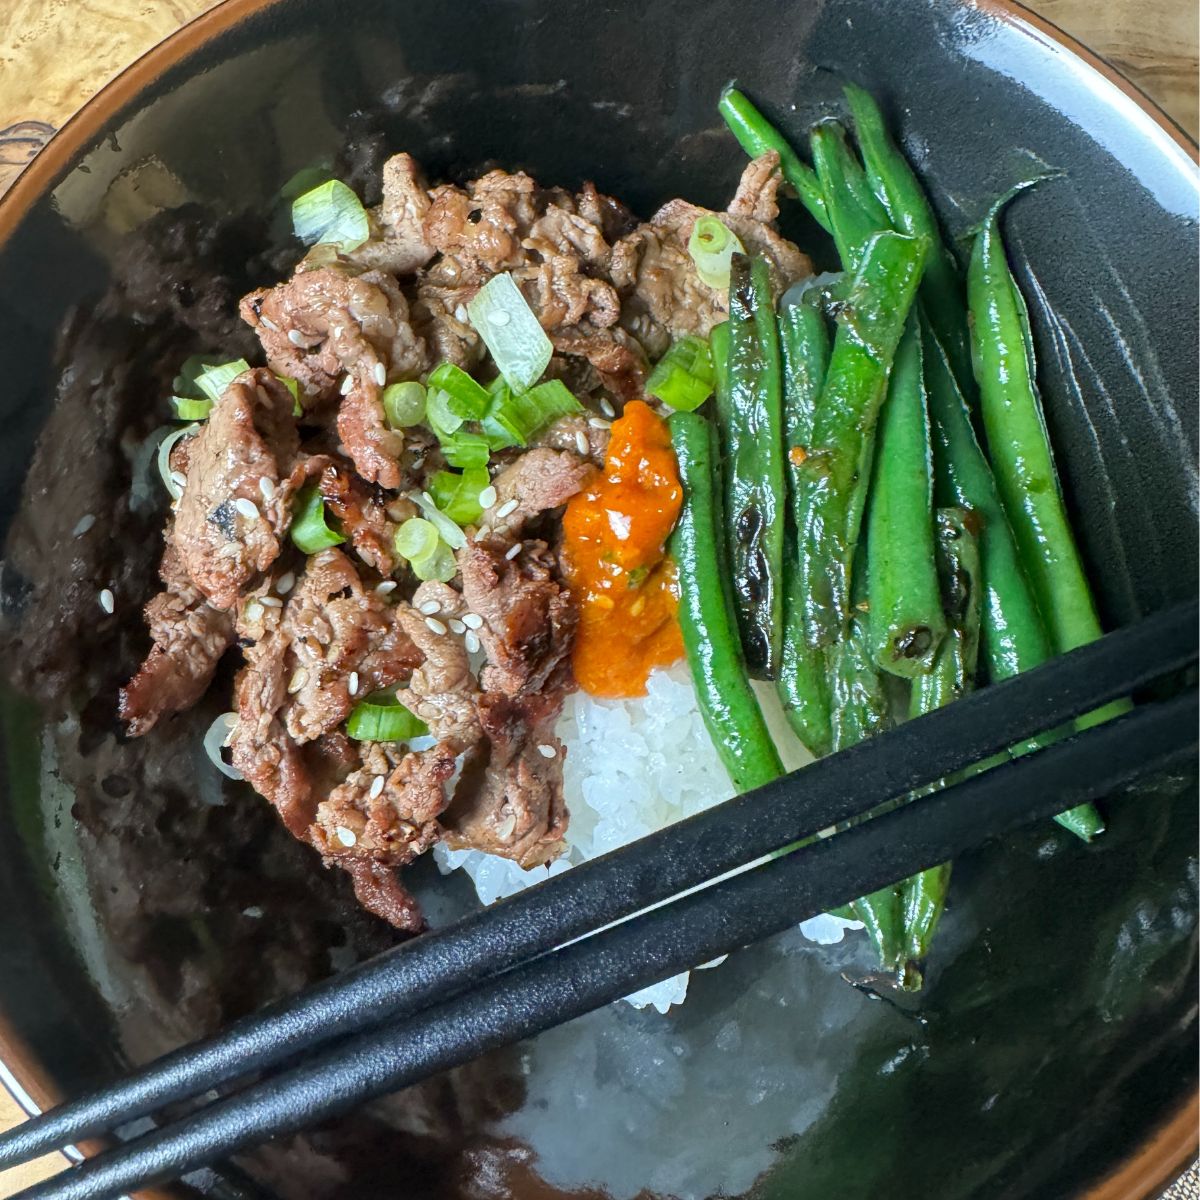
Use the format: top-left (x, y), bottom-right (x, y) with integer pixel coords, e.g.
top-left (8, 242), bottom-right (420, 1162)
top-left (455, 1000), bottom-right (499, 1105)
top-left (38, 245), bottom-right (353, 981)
top-left (0, 0), bottom-right (1195, 1196)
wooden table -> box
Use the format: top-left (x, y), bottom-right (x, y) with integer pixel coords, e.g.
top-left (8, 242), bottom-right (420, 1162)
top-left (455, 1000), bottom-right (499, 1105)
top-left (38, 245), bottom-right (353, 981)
top-left (0, 0), bottom-right (1195, 1196)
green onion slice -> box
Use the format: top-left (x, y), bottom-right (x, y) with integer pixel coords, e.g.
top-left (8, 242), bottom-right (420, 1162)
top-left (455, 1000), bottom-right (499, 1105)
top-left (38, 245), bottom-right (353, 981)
top-left (409, 541), bottom-right (457, 583)
top-left (171, 396), bottom-right (213, 421)
top-left (440, 430), bottom-right (491, 469)
top-left (466, 273), bottom-right (553, 393)
top-left (687, 215), bottom-right (745, 290)
top-left (194, 359), bottom-right (251, 402)
top-left (430, 467), bottom-right (490, 526)
top-left (428, 362), bottom-right (491, 420)
top-left (425, 388), bottom-right (464, 439)
top-left (382, 381), bottom-right (427, 429)
top-left (276, 374), bottom-right (303, 418)
top-left (484, 378), bottom-right (583, 447)
top-left (345, 696), bottom-right (429, 742)
top-left (394, 517), bottom-right (440, 562)
top-left (410, 491), bottom-right (467, 550)
top-left (645, 335), bottom-right (716, 411)
top-left (157, 425), bottom-right (200, 499)
top-left (292, 179), bottom-right (370, 253)
top-left (290, 485), bottom-right (346, 554)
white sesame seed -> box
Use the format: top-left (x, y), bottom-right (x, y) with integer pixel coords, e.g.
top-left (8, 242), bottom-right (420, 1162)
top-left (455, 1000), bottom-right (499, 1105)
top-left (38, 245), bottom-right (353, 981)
top-left (574, 431), bottom-right (590, 456)
top-left (339, 373), bottom-right (354, 395)
top-left (465, 630), bottom-right (481, 654)
top-left (71, 514), bottom-right (96, 537)
top-left (375, 580), bottom-right (398, 595)
top-left (259, 476), bottom-right (277, 501)
top-left (348, 671), bottom-right (360, 695)
top-left (425, 616), bottom-right (448, 635)
top-left (418, 599), bottom-right (441, 616)
top-left (98, 588), bottom-right (114, 614)
top-left (245, 599), bottom-right (264, 622)
top-left (368, 775), bottom-right (385, 800)
top-left (600, 397), bottom-right (616, 417)
top-left (536, 743), bottom-right (557, 759)
top-left (235, 497), bottom-right (259, 520)
top-left (335, 826), bottom-right (358, 847)
top-left (287, 328), bottom-right (306, 346)
top-left (495, 498), bottom-right (519, 520)
top-left (275, 571), bottom-right (295, 595)
top-left (373, 362), bottom-right (387, 387)
top-left (504, 543), bottom-right (522, 561)
top-left (488, 309), bottom-right (511, 327)
top-left (260, 316), bottom-right (279, 332)
top-left (259, 595), bottom-right (283, 608)
top-left (448, 618), bottom-right (465, 635)
top-left (288, 668), bottom-right (309, 694)
top-left (588, 417), bottom-right (609, 429)
top-left (242, 905), bottom-right (264, 918)
top-left (478, 485), bottom-right (498, 510)
top-left (454, 304), bottom-right (469, 323)
top-left (170, 471), bottom-right (187, 490)
top-left (462, 612), bottom-right (483, 630)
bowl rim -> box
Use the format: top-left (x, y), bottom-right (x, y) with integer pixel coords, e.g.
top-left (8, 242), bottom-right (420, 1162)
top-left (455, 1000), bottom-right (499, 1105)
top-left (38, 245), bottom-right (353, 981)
top-left (0, 0), bottom-right (1194, 1197)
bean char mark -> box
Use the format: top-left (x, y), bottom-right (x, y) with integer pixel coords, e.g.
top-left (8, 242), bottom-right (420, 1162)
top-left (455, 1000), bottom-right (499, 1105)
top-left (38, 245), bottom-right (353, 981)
top-left (206, 499), bottom-right (238, 540)
top-left (736, 504), bottom-right (762, 545)
top-left (895, 625), bottom-right (933, 660)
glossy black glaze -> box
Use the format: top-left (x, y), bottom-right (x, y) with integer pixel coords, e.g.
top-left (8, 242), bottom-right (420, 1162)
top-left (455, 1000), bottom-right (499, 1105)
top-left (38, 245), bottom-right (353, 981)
top-left (0, 1), bottom-right (1195, 1198)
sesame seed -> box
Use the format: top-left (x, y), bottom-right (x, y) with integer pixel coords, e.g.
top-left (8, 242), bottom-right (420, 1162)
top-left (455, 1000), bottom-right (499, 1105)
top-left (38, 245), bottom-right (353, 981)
top-left (495, 498), bottom-right (519, 520)
top-left (259, 477), bottom-right (277, 501)
top-left (260, 316), bottom-right (278, 332)
top-left (478, 485), bottom-right (498, 510)
top-left (462, 612), bottom-right (483, 630)
top-left (448, 618), bottom-right (465, 635)
top-left (235, 497), bottom-right (260, 520)
top-left (71, 514), bottom-right (96, 537)
top-left (600, 397), bottom-right (616, 417)
top-left (275, 571), bottom-right (295, 594)
top-left (242, 905), bottom-right (264, 918)
top-left (488, 309), bottom-right (511, 326)
top-left (287, 328), bottom-right (306, 346)
top-left (454, 304), bottom-right (469, 323)
top-left (418, 599), bottom-right (441, 616)
top-left (259, 595), bottom-right (283, 608)
top-left (339, 373), bottom-right (354, 395)
top-left (288, 669), bottom-right (308, 694)
top-left (348, 671), bottom-right (360, 695)
top-left (170, 471), bottom-right (187, 490)
top-left (588, 417), bottom-right (609, 429)
top-left (373, 362), bottom-right (387, 386)
top-left (465, 630), bottom-right (481, 654)
top-left (425, 617), bottom-right (448, 635)
top-left (574, 431), bottom-right (589, 456)
top-left (245, 600), bottom-right (264, 622)
top-left (375, 580), bottom-right (397, 595)
top-left (504, 543), bottom-right (522, 561)
top-left (368, 775), bottom-right (385, 800)
top-left (536, 743), bottom-right (557, 759)
top-left (98, 588), bottom-right (115, 614)
top-left (335, 826), bottom-right (358, 847)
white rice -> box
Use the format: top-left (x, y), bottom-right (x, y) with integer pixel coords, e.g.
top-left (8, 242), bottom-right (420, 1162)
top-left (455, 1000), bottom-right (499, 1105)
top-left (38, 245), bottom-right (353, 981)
top-left (433, 661), bottom-right (862, 1013)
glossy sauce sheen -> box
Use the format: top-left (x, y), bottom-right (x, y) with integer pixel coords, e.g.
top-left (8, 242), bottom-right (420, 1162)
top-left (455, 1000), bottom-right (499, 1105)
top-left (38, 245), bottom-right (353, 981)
top-left (563, 400), bottom-right (685, 697)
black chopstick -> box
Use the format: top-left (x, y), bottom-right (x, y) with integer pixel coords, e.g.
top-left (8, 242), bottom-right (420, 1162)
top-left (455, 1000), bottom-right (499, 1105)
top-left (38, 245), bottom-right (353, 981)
top-left (14, 684), bottom-right (1197, 1200)
top-left (0, 598), bottom-right (1194, 1177)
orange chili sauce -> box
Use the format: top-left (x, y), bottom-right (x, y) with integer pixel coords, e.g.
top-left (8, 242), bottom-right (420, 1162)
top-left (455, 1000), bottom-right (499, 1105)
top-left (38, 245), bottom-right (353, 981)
top-left (563, 400), bottom-right (685, 698)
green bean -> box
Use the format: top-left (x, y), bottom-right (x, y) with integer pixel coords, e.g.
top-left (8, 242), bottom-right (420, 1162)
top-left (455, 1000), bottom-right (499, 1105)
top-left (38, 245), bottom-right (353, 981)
top-left (669, 411), bottom-right (785, 792)
top-left (717, 85), bottom-right (831, 232)
top-left (809, 120), bottom-right (891, 271)
top-left (797, 230), bottom-right (929, 644)
top-left (719, 255), bottom-right (786, 678)
top-left (777, 294), bottom-right (834, 756)
top-left (924, 322), bottom-right (1104, 841)
top-left (842, 83), bottom-right (975, 402)
top-left (866, 320), bottom-right (946, 677)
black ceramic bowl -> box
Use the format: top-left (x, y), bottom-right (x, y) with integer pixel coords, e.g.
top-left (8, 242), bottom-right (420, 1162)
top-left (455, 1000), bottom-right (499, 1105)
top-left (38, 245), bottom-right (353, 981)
top-left (0, 2), bottom-right (1196, 1198)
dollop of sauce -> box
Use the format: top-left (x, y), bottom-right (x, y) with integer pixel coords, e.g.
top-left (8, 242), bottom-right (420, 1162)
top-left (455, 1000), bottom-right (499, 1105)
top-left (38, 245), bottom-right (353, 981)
top-left (563, 400), bottom-right (685, 697)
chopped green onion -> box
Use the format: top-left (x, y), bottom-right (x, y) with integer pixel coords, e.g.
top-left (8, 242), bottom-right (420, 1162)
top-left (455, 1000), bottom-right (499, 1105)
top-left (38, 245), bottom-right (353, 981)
top-left (382, 381), bottom-right (427, 429)
top-left (441, 431), bottom-right (491, 469)
top-left (484, 378), bottom-right (583, 446)
top-left (171, 396), bottom-right (213, 421)
top-left (466, 272), bottom-right (553, 393)
top-left (157, 425), bottom-right (200, 499)
top-left (394, 517), bottom-right (440, 562)
top-left (194, 359), bottom-right (251, 402)
top-left (687, 215), bottom-right (745, 290)
top-left (409, 541), bottom-right (457, 583)
top-left (345, 696), bottom-right (429, 742)
top-left (410, 491), bottom-right (467, 550)
top-left (276, 374), bottom-right (303, 418)
top-left (425, 388), bottom-right (464, 439)
top-left (292, 179), bottom-right (370, 253)
top-left (645, 335), bottom-right (716, 411)
top-left (279, 165), bottom-right (334, 202)
top-left (430, 467), bottom-right (490, 525)
top-left (290, 485), bottom-right (346, 554)
top-left (428, 362), bottom-right (491, 420)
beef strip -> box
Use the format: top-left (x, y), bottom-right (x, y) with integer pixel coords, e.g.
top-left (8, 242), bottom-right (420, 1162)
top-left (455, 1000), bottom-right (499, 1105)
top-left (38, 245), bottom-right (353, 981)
top-left (318, 460), bottom-right (397, 575)
top-left (345, 153), bottom-right (436, 277)
top-left (119, 539), bottom-right (236, 736)
top-left (532, 413), bottom-right (610, 465)
top-left (409, 281), bottom-right (483, 371)
top-left (173, 368), bottom-right (300, 610)
top-left (550, 326), bottom-right (647, 401)
top-left (478, 448), bottom-right (593, 538)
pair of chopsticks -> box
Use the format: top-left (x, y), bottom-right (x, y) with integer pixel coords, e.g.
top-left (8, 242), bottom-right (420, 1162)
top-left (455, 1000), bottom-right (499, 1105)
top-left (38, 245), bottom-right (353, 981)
top-left (5, 599), bottom-right (1197, 1200)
